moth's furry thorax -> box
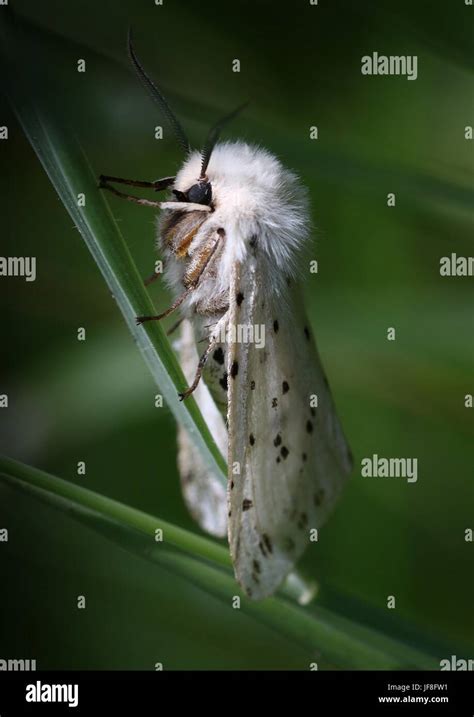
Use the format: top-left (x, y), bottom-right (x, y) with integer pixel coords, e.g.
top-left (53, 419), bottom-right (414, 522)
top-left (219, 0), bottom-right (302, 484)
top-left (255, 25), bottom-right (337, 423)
top-left (160, 141), bottom-right (310, 310)
top-left (176, 141), bottom-right (309, 264)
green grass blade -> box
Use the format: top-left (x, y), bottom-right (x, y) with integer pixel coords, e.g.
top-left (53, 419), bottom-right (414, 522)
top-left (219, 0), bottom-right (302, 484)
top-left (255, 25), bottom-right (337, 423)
top-left (0, 455), bottom-right (439, 670)
top-left (0, 11), bottom-right (226, 483)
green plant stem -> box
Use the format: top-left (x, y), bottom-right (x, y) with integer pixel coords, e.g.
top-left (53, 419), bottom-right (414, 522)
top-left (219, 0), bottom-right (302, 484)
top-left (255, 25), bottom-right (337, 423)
top-left (0, 455), bottom-right (439, 670)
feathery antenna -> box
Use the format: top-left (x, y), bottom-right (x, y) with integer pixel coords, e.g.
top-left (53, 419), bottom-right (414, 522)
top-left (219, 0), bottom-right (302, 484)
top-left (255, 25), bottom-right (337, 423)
top-left (127, 28), bottom-right (191, 155)
top-left (200, 103), bottom-right (248, 178)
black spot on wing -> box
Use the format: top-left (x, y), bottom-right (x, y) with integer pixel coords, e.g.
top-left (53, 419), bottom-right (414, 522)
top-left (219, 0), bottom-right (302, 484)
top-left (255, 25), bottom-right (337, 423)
top-left (236, 291), bottom-right (244, 306)
top-left (231, 361), bottom-right (239, 378)
top-left (282, 380), bottom-right (289, 394)
top-left (219, 372), bottom-right (228, 391)
top-left (213, 347), bottom-right (224, 365)
top-left (272, 397), bottom-right (278, 408)
top-left (273, 319), bottom-right (279, 333)
top-left (262, 533), bottom-right (273, 554)
top-left (249, 433), bottom-right (255, 446)
top-left (274, 433), bottom-right (282, 447)
top-left (250, 380), bottom-right (256, 390)
top-left (306, 420), bottom-right (313, 434)
top-left (280, 446), bottom-right (289, 459)
top-left (242, 498), bottom-right (253, 511)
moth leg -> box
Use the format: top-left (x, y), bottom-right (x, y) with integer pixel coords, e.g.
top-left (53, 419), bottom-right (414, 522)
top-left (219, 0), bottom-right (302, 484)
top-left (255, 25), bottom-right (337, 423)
top-left (179, 312), bottom-right (229, 401)
top-left (144, 268), bottom-right (162, 287)
top-left (98, 175), bottom-right (175, 191)
top-left (137, 230), bottom-right (225, 325)
top-left (181, 228), bottom-right (225, 287)
top-left (136, 286), bottom-right (193, 325)
top-left (99, 176), bottom-right (211, 212)
top-left (98, 179), bottom-right (163, 208)
top-left (160, 201), bottom-right (211, 213)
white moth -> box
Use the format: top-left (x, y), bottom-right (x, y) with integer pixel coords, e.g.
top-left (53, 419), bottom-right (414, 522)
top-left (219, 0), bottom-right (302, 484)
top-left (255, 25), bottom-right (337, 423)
top-left (100, 33), bottom-right (353, 599)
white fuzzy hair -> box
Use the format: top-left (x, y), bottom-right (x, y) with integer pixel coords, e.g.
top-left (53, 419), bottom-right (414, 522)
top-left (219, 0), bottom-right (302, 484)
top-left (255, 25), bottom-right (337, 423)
top-left (159, 141), bottom-right (310, 311)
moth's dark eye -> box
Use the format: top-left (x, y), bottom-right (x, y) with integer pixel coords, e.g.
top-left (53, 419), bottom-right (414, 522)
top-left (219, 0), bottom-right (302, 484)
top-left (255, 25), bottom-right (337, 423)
top-left (187, 181), bottom-right (212, 205)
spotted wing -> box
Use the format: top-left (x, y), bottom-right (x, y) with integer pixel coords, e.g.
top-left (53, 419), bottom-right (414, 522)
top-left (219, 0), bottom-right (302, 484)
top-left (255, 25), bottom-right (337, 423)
top-left (227, 259), bottom-right (352, 598)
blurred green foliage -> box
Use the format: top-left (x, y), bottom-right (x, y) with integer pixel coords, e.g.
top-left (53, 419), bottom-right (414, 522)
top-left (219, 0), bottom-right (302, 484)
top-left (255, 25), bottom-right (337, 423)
top-left (0, 0), bottom-right (472, 668)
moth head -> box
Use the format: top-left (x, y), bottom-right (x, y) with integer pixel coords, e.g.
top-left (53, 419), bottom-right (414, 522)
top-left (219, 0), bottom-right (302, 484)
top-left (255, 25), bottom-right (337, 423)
top-left (127, 29), bottom-right (246, 210)
top-left (173, 179), bottom-right (212, 206)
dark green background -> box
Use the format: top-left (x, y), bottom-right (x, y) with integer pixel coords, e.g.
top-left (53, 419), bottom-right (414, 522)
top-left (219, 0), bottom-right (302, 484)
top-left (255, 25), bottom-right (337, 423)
top-left (0, 0), bottom-right (472, 668)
